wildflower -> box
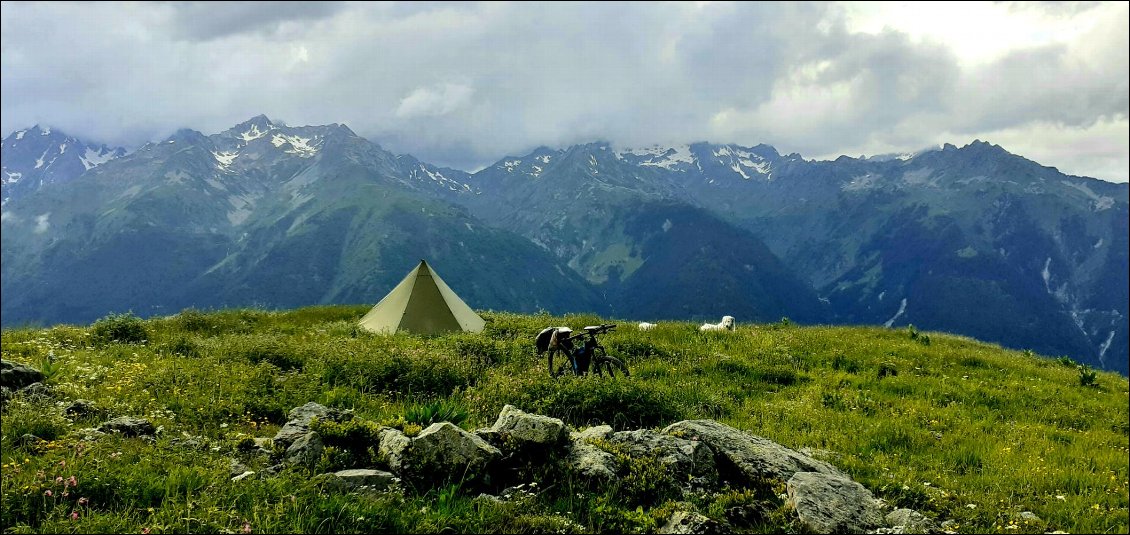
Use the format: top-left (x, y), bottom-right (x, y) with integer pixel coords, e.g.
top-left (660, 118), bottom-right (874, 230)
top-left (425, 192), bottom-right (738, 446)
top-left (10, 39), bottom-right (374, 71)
top-left (142, 529), bottom-right (151, 534)
top-left (78, 497), bottom-right (89, 506)
top-left (242, 521), bottom-right (252, 534)
top-left (59, 460), bottom-right (66, 468)
top-left (56, 476), bottom-right (64, 484)
top-left (67, 476), bottom-right (77, 487)
top-left (71, 511), bottom-right (80, 520)
top-left (45, 490), bottom-right (53, 497)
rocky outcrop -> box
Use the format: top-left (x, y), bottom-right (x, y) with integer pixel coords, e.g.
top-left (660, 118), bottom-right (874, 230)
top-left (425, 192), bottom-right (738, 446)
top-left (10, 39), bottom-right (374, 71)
top-left (262, 403), bottom-right (951, 534)
top-left (663, 420), bottom-right (844, 483)
top-left (476, 404), bottom-right (568, 453)
top-left (787, 471), bottom-right (884, 534)
top-left (272, 402), bottom-right (352, 450)
top-left (97, 416), bottom-right (155, 437)
top-left (404, 422), bottom-right (501, 483)
top-left (1, 360), bottom-right (45, 390)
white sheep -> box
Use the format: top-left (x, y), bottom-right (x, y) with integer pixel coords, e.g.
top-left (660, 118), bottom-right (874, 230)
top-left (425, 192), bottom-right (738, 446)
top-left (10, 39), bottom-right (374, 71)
top-left (699, 316), bottom-right (735, 332)
top-left (638, 322), bottom-right (657, 331)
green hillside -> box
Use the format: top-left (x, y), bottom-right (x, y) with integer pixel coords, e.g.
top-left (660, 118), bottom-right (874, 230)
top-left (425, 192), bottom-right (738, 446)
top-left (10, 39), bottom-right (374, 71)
top-left (2, 307), bottom-right (1127, 534)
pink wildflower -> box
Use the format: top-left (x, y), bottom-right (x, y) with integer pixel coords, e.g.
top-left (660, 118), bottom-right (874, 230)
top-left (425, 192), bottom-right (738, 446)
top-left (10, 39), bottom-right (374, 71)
top-left (44, 490), bottom-right (53, 497)
top-left (67, 476), bottom-right (77, 487)
top-left (56, 476), bottom-right (64, 484)
top-left (71, 511), bottom-right (79, 520)
top-left (242, 521), bottom-right (252, 534)
top-left (78, 497), bottom-right (89, 506)
top-left (142, 529), bottom-right (151, 535)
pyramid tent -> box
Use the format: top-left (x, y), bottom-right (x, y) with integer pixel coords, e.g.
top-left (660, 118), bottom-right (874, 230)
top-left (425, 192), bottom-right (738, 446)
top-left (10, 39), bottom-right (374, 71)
top-left (358, 260), bottom-right (486, 335)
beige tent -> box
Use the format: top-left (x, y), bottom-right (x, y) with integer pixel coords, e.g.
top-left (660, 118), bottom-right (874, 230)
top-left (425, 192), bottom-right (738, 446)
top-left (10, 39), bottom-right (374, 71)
top-left (358, 260), bottom-right (486, 335)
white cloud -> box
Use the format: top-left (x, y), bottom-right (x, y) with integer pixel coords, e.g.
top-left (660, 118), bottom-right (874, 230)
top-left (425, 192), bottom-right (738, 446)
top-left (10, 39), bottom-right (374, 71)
top-left (34, 213), bottom-right (50, 234)
top-left (395, 83), bottom-right (475, 118)
top-left (0, 1), bottom-right (1125, 182)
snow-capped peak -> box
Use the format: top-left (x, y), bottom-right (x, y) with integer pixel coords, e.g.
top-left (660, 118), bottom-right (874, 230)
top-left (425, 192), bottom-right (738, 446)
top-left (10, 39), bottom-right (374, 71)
top-left (80, 147), bottom-right (121, 170)
top-left (618, 145), bottom-right (696, 170)
top-left (270, 133), bottom-right (321, 157)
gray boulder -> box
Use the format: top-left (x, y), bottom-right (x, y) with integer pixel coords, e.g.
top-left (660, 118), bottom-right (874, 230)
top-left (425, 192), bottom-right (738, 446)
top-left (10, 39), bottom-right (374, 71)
top-left (786, 471), bottom-right (884, 534)
top-left (288, 402), bottom-right (352, 425)
top-left (285, 432), bottom-right (324, 468)
top-left (886, 508), bottom-right (940, 533)
top-left (404, 422), bottom-right (501, 482)
top-left (272, 402), bottom-right (351, 450)
top-left (19, 382), bottom-right (52, 401)
top-left (567, 439), bottom-right (618, 481)
top-left (229, 459), bottom-right (249, 478)
top-left (64, 399), bottom-right (97, 418)
top-left (98, 416), bottom-right (155, 437)
top-left (664, 420), bottom-right (844, 483)
top-left (571, 425), bottom-right (613, 441)
top-left (1, 360), bottom-right (45, 390)
top-left (378, 427), bottom-right (412, 473)
top-left (611, 429), bottom-right (717, 482)
top-left (658, 511), bottom-right (727, 534)
top-left (477, 405), bottom-right (567, 451)
top-left (332, 468), bottom-right (398, 492)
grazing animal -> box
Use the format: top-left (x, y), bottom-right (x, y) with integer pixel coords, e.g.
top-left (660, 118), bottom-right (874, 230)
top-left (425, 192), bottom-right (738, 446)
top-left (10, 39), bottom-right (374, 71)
top-left (638, 322), bottom-right (657, 331)
top-left (699, 316), bottom-right (735, 332)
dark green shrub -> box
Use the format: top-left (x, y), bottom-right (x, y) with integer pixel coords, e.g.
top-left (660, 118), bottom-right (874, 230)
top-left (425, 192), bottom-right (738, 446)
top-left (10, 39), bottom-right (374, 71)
top-left (231, 338), bottom-right (304, 371)
top-left (1055, 355), bottom-right (1077, 367)
top-left (311, 417), bottom-right (386, 470)
top-left (1078, 365), bottom-right (1098, 387)
top-left (500, 377), bottom-right (682, 429)
top-left (831, 354), bottom-right (861, 374)
top-left (877, 362), bottom-right (898, 379)
top-left (157, 335), bottom-right (202, 358)
top-left (90, 312), bottom-right (149, 346)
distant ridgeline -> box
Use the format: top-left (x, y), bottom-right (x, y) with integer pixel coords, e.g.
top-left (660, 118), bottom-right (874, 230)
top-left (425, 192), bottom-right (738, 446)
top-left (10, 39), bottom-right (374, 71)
top-left (2, 117), bottom-right (1126, 373)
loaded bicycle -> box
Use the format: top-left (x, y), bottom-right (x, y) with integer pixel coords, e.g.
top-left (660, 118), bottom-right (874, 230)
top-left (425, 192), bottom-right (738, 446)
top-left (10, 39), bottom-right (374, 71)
top-left (536, 324), bottom-right (630, 378)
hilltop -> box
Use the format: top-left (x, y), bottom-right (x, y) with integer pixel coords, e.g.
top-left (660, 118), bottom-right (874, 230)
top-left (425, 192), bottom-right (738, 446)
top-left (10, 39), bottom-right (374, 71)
top-left (1, 306), bottom-right (1126, 533)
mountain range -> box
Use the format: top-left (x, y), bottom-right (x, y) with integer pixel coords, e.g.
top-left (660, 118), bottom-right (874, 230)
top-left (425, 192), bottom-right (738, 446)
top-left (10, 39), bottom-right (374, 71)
top-left (2, 116), bottom-right (1126, 374)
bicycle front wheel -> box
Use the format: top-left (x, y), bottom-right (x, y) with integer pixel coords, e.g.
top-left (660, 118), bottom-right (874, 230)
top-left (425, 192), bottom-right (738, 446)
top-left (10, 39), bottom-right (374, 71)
top-left (593, 348), bottom-right (630, 378)
top-left (548, 348), bottom-right (573, 378)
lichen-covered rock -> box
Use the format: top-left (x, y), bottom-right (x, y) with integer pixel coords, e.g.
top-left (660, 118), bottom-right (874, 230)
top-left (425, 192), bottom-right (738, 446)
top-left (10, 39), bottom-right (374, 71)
top-left (664, 420), bottom-right (844, 483)
top-left (787, 471), bottom-right (884, 534)
top-left (333, 469), bottom-right (398, 492)
top-left (1, 360), bottom-right (45, 390)
top-left (571, 425), bottom-right (613, 441)
top-left (567, 439), bottom-right (617, 481)
top-left (273, 402), bottom-right (352, 450)
top-left (404, 422), bottom-right (500, 483)
top-left (285, 432), bottom-right (324, 468)
top-left (658, 511), bottom-right (728, 534)
top-left (477, 405), bottom-right (567, 451)
top-left (610, 429), bottom-right (717, 482)
top-left (378, 427), bottom-right (411, 473)
top-left (98, 416), bottom-right (155, 437)
top-left (886, 508), bottom-right (940, 533)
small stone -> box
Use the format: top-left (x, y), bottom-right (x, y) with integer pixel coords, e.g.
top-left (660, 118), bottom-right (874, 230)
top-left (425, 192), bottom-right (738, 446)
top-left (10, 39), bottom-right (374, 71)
top-left (231, 471), bottom-right (256, 482)
top-left (658, 511), bottom-right (726, 534)
top-left (98, 416), bottom-right (155, 437)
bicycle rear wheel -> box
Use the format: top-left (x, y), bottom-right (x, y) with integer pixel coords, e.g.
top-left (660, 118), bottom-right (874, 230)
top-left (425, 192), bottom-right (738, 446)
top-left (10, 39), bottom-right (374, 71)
top-left (548, 348), bottom-right (573, 378)
top-left (592, 348), bottom-right (630, 378)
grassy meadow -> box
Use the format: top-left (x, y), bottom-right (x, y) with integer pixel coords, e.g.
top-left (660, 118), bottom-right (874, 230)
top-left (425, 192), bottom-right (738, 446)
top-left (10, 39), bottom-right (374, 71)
top-left (1, 306), bottom-right (1127, 534)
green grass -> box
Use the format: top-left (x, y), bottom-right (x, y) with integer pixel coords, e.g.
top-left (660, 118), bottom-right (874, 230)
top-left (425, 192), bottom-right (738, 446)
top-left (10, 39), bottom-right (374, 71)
top-left (2, 306), bottom-right (1127, 534)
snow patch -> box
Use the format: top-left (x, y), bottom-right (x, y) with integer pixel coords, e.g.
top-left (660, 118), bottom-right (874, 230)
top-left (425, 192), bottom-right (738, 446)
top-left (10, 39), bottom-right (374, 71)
top-left (883, 298), bottom-right (907, 328)
top-left (34, 213), bottom-right (50, 234)
top-left (80, 147), bottom-right (119, 170)
top-left (34, 148), bottom-right (50, 169)
top-left (1061, 180), bottom-right (1115, 212)
top-left (1093, 238), bottom-right (1103, 249)
top-left (270, 134), bottom-right (320, 157)
top-left (58, 142), bottom-right (67, 154)
top-left (15, 130), bottom-right (26, 140)
top-left (878, 291), bottom-right (885, 301)
top-left (620, 145), bottom-right (695, 170)
top-left (212, 151), bottom-right (239, 168)
top-left (40, 127), bottom-right (51, 136)
top-left (662, 219), bottom-right (672, 232)
top-left (502, 159), bottom-right (521, 172)
top-left (4, 170), bottom-right (22, 184)
top-left (536, 155), bottom-right (552, 164)
top-left (844, 173), bottom-right (879, 191)
top-left (239, 124), bottom-right (271, 142)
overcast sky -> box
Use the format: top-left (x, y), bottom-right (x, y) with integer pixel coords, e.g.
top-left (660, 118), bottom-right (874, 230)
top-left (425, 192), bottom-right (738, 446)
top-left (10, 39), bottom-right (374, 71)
top-left (2, 1), bottom-right (1127, 182)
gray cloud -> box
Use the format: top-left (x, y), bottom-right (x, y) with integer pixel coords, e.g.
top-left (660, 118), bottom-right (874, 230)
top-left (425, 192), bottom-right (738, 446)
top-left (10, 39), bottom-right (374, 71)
top-left (1, 2), bottom-right (1126, 181)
